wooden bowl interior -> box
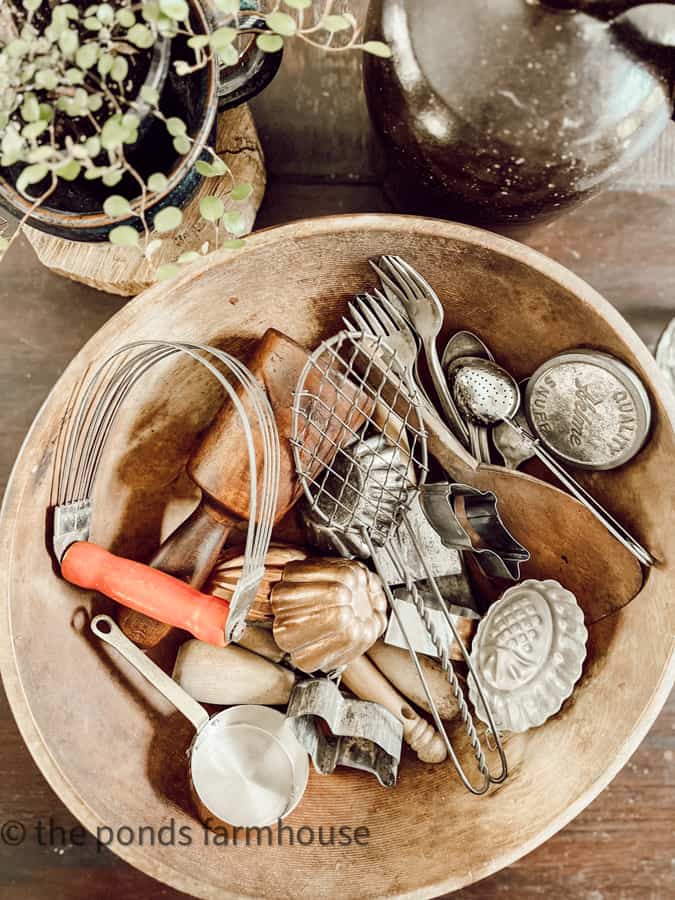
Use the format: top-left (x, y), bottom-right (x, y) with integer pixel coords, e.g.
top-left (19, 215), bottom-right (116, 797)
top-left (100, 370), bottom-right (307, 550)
top-left (1, 216), bottom-right (674, 900)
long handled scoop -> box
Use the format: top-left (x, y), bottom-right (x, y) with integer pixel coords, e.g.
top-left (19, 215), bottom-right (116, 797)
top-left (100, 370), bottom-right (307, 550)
top-left (447, 357), bottom-right (654, 567)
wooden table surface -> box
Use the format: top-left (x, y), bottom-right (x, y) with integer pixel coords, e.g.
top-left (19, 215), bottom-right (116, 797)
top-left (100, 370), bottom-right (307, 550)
top-left (1, 10), bottom-right (674, 899)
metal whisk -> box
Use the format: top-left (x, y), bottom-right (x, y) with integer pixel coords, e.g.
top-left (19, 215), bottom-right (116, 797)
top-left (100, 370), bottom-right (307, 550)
top-left (291, 330), bottom-right (507, 794)
top-left (53, 340), bottom-right (280, 642)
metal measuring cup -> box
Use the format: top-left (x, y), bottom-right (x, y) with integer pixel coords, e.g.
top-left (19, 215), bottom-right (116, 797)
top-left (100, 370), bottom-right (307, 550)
top-left (91, 616), bottom-right (309, 830)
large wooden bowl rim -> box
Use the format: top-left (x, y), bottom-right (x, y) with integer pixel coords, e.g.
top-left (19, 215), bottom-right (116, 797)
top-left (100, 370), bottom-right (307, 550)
top-left (1, 214), bottom-right (674, 899)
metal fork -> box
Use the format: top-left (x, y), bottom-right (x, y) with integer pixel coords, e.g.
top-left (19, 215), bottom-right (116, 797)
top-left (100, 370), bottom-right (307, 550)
top-left (344, 290), bottom-right (434, 409)
top-left (370, 256), bottom-right (471, 447)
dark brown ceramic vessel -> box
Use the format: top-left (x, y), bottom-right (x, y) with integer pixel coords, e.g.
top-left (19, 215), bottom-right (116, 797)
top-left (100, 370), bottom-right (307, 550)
top-left (364, 0), bottom-right (675, 228)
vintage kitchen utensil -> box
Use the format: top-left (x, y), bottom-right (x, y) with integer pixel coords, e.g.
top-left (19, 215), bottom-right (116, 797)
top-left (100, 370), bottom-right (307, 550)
top-left (270, 557), bottom-right (388, 673)
top-left (364, 258), bottom-right (645, 618)
top-left (286, 678), bottom-right (403, 788)
top-left (442, 331), bottom-right (495, 463)
top-left (468, 580), bottom-right (588, 734)
top-left (384, 586), bottom-right (477, 662)
top-left (493, 403), bottom-right (535, 470)
top-left (119, 329), bottom-right (371, 648)
top-left (345, 285), bottom-right (478, 472)
top-left (91, 615), bottom-right (309, 828)
top-left (368, 639), bottom-right (463, 720)
top-left (420, 482), bottom-right (530, 581)
top-left (206, 544), bottom-right (309, 624)
top-left (447, 356), bottom-right (655, 567)
top-left (172, 640), bottom-right (297, 706)
top-left (524, 350), bottom-right (652, 471)
top-left (371, 255), bottom-right (471, 446)
top-left (178, 620), bottom-right (445, 764)
top-left (292, 329), bottom-right (507, 793)
top-left (53, 340), bottom-right (280, 644)
top-left (301, 497), bottom-right (370, 559)
top-left (345, 290), bottom-right (435, 412)
top-left (311, 432), bottom-right (478, 622)
top-left (339, 654), bottom-right (446, 764)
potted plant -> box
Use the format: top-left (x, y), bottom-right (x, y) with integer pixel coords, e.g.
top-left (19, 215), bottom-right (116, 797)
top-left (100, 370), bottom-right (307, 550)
top-left (0, 0), bottom-right (389, 281)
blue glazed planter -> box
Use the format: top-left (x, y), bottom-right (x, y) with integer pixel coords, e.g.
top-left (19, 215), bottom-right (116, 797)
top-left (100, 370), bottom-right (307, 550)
top-left (0, 1), bottom-right (281, 243)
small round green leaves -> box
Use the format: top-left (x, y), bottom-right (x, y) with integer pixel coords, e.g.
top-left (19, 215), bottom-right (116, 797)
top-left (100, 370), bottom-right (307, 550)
top-left (210, 26), bottom-right (237, 50)
top-left (55, 160), bottom-right (81, 181)
top-left (111, 56), bottom-right (129, 83)
top-left (153, 205), bottom-right (183, 232)
top-left (148, 172), bottom-right (169, 192)
top-left (195, 158), bottom-right (228, 178)
top-left (256, 33), bottom-right (283, 53)
top-left (362, 41), bottom-right (392, 58)
top-left (166, 117), bottom-right (187, 136)
top-left (322, 15), bottom-right (351, 32)
top-left (103, 194), bottom-right (132, 217)
top-left (223, 208), bottom-right (245, 235)
top-left (59, 28), bottom-right (80, 57)
top-left (173, 136), bottom-right (191, 155)
top-left (76, 43), bottom-right (99, 69)
top-left (116, 8), bottom-right (136, 28)
top-left (127, 23), bottom-right (155, 49)
top-left (199, 195), bottom-right (224, 221)
top-left (109, 225), bottom-right (140, 247)
top-left (230, 182), bottom-right (252, 201)
top-left (266, 12), bottom-right (296, 36)
top-left (140, 85), bottom-right (160, 106)
top-left (159, 0), bottom-right (189, 21)
top-left (16, 163), bottom-right (49, 194)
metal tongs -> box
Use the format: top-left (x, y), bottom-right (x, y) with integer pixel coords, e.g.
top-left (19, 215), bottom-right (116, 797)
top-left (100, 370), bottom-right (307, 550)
top-left (291, 329), bottom-right (508, 794)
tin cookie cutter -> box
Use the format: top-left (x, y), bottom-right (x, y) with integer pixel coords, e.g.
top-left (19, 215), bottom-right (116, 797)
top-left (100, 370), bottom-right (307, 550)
top-left (285, 678), bottom-right (403, 788)
top-left (420, 482), bottom-right (530, 581)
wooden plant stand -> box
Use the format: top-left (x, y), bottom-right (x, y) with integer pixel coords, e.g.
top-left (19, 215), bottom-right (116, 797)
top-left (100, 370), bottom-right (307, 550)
top-left (22, 104), bottom-right (266, 297)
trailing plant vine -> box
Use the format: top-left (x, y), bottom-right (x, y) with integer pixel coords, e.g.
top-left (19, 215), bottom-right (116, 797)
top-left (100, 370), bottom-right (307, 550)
top-left (0, 0), bottom-right (389, 280)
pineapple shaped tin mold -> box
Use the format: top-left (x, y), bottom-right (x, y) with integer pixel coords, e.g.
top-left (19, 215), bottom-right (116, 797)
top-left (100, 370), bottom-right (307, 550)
top-left (468, 580), bottom-right (588, 733)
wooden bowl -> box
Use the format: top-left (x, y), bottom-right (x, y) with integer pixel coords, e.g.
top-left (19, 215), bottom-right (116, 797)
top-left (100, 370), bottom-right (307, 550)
top-left (1, 215), bottom-right (674, 899)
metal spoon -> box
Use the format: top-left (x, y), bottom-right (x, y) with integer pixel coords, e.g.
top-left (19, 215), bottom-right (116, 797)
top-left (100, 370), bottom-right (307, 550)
top-left (492, 409), bottom-right (534, 469)
top-left (492, 379), bottom-right (535, 469)
top-left (446, 357), bottom-right (655, 567)
top-left (442, 331), bottom-right (493, 463)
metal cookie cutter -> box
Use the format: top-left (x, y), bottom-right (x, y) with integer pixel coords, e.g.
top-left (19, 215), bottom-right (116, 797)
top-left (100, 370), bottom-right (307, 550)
top-left (420, 482), bottom-right (530, 581)
top-left (285, 678), bottom-right (403, 788)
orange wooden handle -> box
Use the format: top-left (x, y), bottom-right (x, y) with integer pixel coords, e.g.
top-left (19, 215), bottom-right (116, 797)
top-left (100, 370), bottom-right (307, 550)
top-left (61, 541), bottom-right (229, 647)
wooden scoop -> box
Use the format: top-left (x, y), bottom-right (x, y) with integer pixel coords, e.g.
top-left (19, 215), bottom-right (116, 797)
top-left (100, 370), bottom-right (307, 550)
top-left (119, 330), bottom-right (373, 647)
top-left (424, 410), bottom-right (644, 623)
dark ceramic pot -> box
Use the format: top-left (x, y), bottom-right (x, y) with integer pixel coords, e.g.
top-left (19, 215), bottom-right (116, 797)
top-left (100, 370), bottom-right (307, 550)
top-left (364, 0), bottom-right (675, 228)
top-left (0, 0), bottom-right (281, 242)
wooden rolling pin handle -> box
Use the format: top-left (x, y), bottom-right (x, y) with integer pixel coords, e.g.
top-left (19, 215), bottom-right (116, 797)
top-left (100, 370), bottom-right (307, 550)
top-left (341, 655), bottom-right (447, 764)
top-left (118, 501), bottom-right (236, 648)
top-left (61, 541), bottom-right (230, 647)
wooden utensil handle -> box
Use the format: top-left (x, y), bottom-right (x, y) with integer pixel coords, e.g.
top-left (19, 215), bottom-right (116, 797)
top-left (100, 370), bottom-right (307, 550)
top-left (342, 655), bottom-right (447, 764)
top-left (62, 541), bottom-right (230, 647)
top-left (118, 502), bottom-right (235, 648)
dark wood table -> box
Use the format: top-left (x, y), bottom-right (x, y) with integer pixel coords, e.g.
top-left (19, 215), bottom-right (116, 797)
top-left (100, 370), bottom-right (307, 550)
top-left (1, 18), bottom-right (673, 900)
